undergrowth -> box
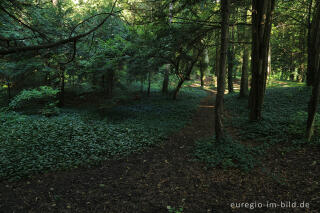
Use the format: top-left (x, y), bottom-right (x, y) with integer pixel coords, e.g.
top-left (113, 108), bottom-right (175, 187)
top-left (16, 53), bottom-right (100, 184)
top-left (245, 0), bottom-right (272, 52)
top-left (0, 87), bottom-right (207, 181)
top-left (195, 85), bottom-right (320, 171)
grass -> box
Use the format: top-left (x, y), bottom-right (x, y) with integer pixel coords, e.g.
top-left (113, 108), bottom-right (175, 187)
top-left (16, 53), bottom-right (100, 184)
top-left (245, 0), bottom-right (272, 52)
top-left (195, 80), bottom-right (320, 171)
top-left (0, 86), bottom-right (207, 181)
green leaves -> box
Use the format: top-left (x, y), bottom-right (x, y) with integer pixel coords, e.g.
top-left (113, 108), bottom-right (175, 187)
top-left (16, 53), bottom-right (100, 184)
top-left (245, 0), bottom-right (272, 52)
top-left (9, 86), bottom-right (59, 116)
top-left (194, 135), bottom-right (259, 172)
top-left (0, 87), bottom-right (206, 181)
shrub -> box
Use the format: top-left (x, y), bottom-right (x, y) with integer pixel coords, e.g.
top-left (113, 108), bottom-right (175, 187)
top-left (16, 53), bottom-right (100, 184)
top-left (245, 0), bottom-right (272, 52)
top-left (9, 86), bottom-right (59, 115)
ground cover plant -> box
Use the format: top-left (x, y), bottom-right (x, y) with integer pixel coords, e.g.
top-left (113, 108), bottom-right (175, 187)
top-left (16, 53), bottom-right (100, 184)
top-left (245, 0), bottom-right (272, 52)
top-left (1, 0), bottom-right (320, 212)
top-left (0, 87), bottom-right (206, 181)
top-left (195, 84), bottom-right (320, 172)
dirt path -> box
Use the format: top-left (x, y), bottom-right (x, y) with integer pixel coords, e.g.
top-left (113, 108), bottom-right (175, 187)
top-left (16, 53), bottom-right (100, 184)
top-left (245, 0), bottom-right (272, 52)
top-left (1, 89), bottom-right (318, 213)
top-left (1, 91), bottom-right (226, 213)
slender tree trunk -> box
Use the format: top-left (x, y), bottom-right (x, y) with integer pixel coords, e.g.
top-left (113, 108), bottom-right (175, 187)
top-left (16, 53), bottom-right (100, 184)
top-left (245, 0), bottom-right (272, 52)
top-left (267, 43), bottom-right (272, 77)
top-left (249, 0), bottom-right (275, 121)
top-left (140, 77), bottom-right (144, 93)
top-left (240, 6), bottom-right (249, 98)
top-left (173, 78), bottom-right (184, 100)
top-left (172, 48), bottom-right (202, 100)
top-left (7, 81), bottom-right (11, 103)
top-left (147, 71), bottom-right (151, 97)
top-left (162, 64), bottom-right (169, 94)
top-left (102, 75), bottom-right (105, 93)
top-left (58, 67), bottom-right (65, 107)
top-left (215, 0), bottom-right (230, 142)
top-left (240, 46), bottom-right (249, 97)
top-left (297, 26), bottom-right (306, 82)
top-left (107, 70), bottom-right (114, 97)
top-left (215, 36), bottom-right (220, 79)
top-left (200, 65), bottom-right (204, 87)
top-left (306, 1), bottom-right (320, 140)
top-left (227, 26), bottom-right (234, 93)
top-left (306, 0), bottom-right (314, 86)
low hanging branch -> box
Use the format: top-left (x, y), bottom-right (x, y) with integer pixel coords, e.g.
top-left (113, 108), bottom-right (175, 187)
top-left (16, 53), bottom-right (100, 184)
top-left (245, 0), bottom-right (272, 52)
top-left (0, 1), bottom-right (119, 56)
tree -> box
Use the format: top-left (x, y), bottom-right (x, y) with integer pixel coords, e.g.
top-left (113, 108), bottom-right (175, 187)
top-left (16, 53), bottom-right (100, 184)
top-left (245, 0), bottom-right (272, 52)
top-left (248, 0), bottom-right (275, 121)
top-left (215, 0), bottom-right (230, 142)
top-left (306, 1), bottom-right (320, 141)
top-left (239, 5), bottom-right (250, 98)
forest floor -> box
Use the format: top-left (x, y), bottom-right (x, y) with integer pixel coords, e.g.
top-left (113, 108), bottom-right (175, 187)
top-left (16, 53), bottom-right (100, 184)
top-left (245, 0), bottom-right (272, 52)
top-left (0, 85), bottom-right (319, 213)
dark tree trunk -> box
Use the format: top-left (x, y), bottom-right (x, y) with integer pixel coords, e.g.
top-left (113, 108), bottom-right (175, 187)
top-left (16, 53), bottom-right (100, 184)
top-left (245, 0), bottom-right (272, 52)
top-left (106, 70), bottom-right (114, 97)
top-left (200, 65), bottom-right (204, 87)
top-left (172, 78), bottom-right (184, 100)
top-left (172, 48), bottom-right (202, 100)
top-left (306, 0), bottom-right (314, 86)
top-left (306, 1), bottom-right (320, 141)
top-left (162, 65), bottom-right (169, 94)
top-left (215, 39), bottom-right (220, 79)
top-left (249, 0), bottom-right (275, 121)
top-left (215, 0), bottom-right (230, 142)
top-left (140, 77), bottom-right (144, 93)
top-left (240, 45), bottom-right (249, 97)
top-left (7, 81), bottom-right (11, 104)
top-left (102, 74), bottom-right (105, 93)
top-left (147, 71), bottom-right (151, 97)
top-left (58, 67), bottom-right (65, 107)
top-left (227, 26), bottom-right (234, 93)
top-left (239, 6), bottom-right (250, 98)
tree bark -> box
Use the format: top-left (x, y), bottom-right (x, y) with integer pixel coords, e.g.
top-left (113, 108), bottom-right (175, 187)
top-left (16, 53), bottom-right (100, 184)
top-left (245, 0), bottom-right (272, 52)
top-left (7, 81), bottom-right (11, 104)
top-left (227, 26), bottom-right (234, 93)
top-left (249, 0), bottom-right (275, 121)
top-left (306, 1), bottom-right (320, 141)
top-left (172, 78), bottom-right (184, 100)
top-left (200, 65), bottom-right (204, 87)
top-left (215, 0), bottom-right (230, 142)
top-left (106, 70), bottom-right (114, 97)
top-left (240, 6), bottom-right (249, 98)
top-left (306, 0), bottom-right (314, 86)
top-left (58, 66), bottom-right (65, 107)
top-left (162, 64), bottom-right (170, 94)
top-left (147, 71), bottom-right (151, 97)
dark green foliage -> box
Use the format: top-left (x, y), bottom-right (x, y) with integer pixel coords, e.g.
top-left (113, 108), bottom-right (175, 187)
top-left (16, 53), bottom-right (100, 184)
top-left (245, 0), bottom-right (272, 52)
top-left (0, 87), bottom-right (206, 181)
top-left (194, 135), bottom-right (264, 172)
top-left (225, 86), bottom-right (320, 144)
top-left (195, 86), bottom-right (320, 172)
top-left (9, 86), bottom-right (59, 116)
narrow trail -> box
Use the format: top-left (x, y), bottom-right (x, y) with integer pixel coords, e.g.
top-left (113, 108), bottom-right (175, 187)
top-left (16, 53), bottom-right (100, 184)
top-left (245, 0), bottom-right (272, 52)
top-left (1, 91), bottom-right (227, 213)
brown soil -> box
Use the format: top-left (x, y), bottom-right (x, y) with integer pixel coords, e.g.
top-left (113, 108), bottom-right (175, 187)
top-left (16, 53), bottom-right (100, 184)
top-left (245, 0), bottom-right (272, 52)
top-left (0, 91), bottom-right (319, 213)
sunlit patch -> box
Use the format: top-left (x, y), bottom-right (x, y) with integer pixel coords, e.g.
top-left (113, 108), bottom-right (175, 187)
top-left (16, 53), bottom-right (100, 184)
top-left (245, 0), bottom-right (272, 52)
top-left (72, 0), bottom-right (87, 4)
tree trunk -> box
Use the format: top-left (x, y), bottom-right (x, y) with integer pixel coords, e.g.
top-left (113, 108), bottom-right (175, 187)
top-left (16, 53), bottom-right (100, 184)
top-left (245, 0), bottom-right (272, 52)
top-left (306, 1), bottom-right (320, 141)
top-left (240, 45), bottom-right (249, 98)
top-left (227, 26), bottom-right (234, 93)
top-left (306, 0), bottom-right (314, 86)
top-left (215, 34), bottom-right (220, 79)
top-left (200, 65), bottom-right (204, 87)
top-left (267, 43), bottom-right (272, 77)
top-left (172, 48), bottom-right (202, 100)
top-left (249, 0), bottom-right (275, 121)
top-left (172, 78), bottom-right (184, 100)
top-left (140, 76), bottom-right (144, 93)
top-left (106, 70), bottom-right (114, 97)
top-left (215, 0), bottom-right (230, 142)
top-left (147, 71), bottom-right (151, 97)
top-left (239, 6), bottom-right (250, 98)
top-left (297, 26), bottom-right (306, 82)
top-left (162, 64), bottom-right (170, 94)
top-left (7, 81), bottom-right (11, 104)
top-left (58, 67), bottom-right (65, 107)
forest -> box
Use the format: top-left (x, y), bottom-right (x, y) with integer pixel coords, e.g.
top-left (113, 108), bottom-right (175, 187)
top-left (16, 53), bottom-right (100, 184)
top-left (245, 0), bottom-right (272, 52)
top-left (0, 0), bottom-right (319, 212)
